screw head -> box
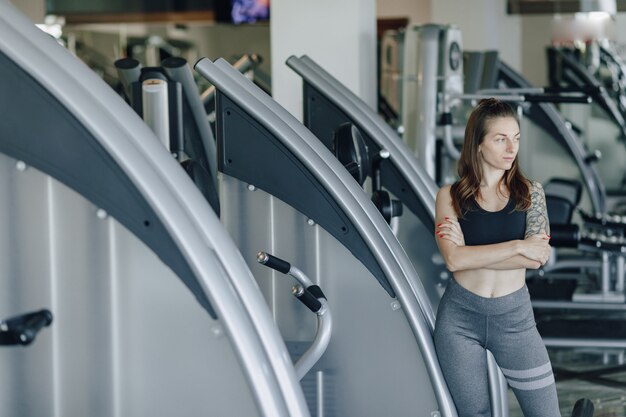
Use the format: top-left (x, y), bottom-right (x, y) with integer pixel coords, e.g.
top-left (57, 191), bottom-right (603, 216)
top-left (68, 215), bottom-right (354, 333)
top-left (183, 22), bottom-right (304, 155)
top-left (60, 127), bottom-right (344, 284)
top-left (15, 161), bottom-right (27, 171)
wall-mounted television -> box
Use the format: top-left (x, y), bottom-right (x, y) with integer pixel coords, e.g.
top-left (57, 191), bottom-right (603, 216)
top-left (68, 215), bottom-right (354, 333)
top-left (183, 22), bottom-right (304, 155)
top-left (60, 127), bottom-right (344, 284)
top-left (46, 0), bottom-right (269, 24)
top-left (46, 0), bottom-right (214, 23)
top-left (215, 0), bottom-right (270, 24)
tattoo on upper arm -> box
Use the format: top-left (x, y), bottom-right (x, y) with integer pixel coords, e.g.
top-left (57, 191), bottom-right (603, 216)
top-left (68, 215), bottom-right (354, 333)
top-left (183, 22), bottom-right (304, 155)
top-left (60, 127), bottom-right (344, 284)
top-left (525, 182), bottom-right (550, 238)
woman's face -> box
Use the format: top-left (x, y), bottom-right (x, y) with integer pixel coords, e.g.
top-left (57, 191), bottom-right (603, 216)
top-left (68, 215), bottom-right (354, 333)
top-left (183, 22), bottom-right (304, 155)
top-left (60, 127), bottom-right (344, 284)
top-left (478, 116), bottom-right (520, 171)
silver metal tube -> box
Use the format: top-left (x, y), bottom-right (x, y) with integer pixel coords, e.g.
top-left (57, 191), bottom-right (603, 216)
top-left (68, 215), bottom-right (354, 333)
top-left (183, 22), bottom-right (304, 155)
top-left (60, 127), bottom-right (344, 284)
top-left (288, 265), bottom-right (314, 288)
top-left (441, 99), bottom-right (461, 162)
top-left (435, 125), bottom-right (465, 140)
top-left (616, 255), bottom-right (625, 293)
top-left (114, 58), bottom-right (142, 100)
top-left (543, 337), bottom-right (626, 348)
top-left (487, 352), bottom-right (503, 417)
top-left (390, 215), bottom-right (400, 236)
top-left (542, 258), bottom-right (601, 272)
top-left (162, 58), bottom-right (218, 184)
top-left (497, 364), bottom-right (509, 417)
top-left (294, 300), bottom-right (332, 381)
top-left (142, 79), bottom-right (170, 150)
top-left (200, 54), bottom-right (260, 106)
top-left (602, 251), bottom-right (611, 294)
top-left (448, 93), bottom-right (526, 103)
top-left (232, 54), bottom-right (260, 75)
top-left (477, 87), bottom-right (544, 95)
top-left (316, 371), bottom-right (324, 417)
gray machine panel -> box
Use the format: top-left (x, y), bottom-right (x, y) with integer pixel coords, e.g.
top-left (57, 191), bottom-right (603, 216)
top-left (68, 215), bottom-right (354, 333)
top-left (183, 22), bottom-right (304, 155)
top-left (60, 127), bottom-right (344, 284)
top-left (216, 91), bottom-right (394, 297)
top-left (301, 83), bottom-right (434, 231)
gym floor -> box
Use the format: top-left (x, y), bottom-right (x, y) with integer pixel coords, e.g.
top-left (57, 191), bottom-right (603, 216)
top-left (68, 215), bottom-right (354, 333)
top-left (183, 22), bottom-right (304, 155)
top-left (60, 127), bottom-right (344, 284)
top-left (508, 348), bottom-right (626, 416)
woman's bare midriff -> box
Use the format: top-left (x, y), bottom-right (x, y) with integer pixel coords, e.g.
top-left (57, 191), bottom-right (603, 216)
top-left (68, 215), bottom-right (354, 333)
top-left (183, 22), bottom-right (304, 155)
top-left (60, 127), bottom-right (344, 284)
top-left (453, 268), bottom-right (526, 298)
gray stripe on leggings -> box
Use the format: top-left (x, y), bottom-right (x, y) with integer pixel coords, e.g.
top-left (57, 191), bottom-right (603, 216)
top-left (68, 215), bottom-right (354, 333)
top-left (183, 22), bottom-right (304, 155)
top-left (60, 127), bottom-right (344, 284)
top-left (500, 362), bottom-right (552, 379)
top-left (507, 373), bottom-right (555, 391)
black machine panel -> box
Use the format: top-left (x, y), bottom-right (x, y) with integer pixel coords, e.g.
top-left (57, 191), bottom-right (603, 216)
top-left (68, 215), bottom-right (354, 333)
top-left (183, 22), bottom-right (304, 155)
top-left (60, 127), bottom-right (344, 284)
top-left (216, 91), bottom-right (395, 297)
top-left (0, 51), bottom-right (216, 318)
top-left (302, 83), bottom-right (435, 231)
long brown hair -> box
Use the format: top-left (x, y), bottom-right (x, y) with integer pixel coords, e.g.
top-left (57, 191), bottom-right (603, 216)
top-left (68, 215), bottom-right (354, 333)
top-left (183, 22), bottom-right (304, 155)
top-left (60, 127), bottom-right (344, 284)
top-left (450, 98), bottom-right (531, 218)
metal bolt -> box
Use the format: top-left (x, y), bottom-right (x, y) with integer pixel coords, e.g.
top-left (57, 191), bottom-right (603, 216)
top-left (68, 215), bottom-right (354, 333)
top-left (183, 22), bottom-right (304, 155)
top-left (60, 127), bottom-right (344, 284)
top-left (431, 412), bottom-right (441, 417)
top-left (211, 325), bottom-right (223, 337)
top-left (390, 300), bottom-right (401, 311)
top-left (307, 218), bottom-right (315, 226)
top-left (439, 271), bottom-right (449, 280)
top-left (257, 251), bottom-right (268, 264)
top-left (15, 161), bottom-right (27, 171)
top-left (96, 209), bottom-right (108, 220)
top-left (292, 285), bottom-right (304, 297)
top-left (247, 184), bottom-right (256, 191)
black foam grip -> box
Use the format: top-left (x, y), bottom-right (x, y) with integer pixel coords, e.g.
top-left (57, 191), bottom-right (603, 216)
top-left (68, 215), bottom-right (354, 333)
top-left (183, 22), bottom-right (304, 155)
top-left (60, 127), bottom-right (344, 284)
top-left (570, 398), bottom-right (594, 417)
top-left (524, 94), bottom-right (591, 104)
top-left (0, 309), bottom-right (53, 346)
top-left (439, 112), bottom-right (453, 125)
top-left (262, 253), bottom-right (291, 274)
top-left (114, 57), bottom-right (140, 70)
top-left (296, 289), bottom-right (322, 313)
top-left (543, 86), bottom-right (601, 95)
top-left (550, 223), bottom-right (580, 248)
top-left (307, 285), bottom-right (327, 300)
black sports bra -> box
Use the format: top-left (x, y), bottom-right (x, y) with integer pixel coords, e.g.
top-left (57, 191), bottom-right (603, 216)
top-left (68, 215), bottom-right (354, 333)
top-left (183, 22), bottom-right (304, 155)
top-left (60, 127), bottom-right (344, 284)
top-left (459, 198), bottom-right (526, 246)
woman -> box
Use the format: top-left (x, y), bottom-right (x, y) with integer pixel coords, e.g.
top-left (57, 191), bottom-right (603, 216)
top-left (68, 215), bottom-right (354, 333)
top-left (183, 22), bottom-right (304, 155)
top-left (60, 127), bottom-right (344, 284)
top-left (434, 98), bottom-right (560, 417)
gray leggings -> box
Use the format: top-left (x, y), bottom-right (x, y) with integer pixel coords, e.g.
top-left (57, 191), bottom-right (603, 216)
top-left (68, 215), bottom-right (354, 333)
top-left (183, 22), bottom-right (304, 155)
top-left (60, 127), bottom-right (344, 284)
top-left (434, 279), bottom-right (561, 417)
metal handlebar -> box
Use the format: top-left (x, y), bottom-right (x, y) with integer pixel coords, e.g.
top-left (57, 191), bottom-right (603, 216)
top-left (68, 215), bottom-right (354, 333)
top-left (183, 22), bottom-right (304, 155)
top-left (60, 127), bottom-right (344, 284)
top-left (257, 251), bottom-right (331, 380)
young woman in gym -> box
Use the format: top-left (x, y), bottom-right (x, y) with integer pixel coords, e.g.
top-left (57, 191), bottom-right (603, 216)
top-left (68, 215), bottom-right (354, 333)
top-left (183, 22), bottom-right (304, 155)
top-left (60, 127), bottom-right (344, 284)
top-left (434, 98), bottom-right (560, 417)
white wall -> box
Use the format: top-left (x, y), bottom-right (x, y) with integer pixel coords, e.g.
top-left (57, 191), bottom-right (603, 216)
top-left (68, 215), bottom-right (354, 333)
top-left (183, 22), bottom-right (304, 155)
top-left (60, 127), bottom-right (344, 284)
top-left (271, 0), bottom-right (377, 120)
top-left (10, 0), bottom-right (45, 23)
top-left (431, 0), bottom-right (522, 72)
top-left (376, 0), bottom-right (431, 25)
top-left (520, 15), bottom-right (553, 87)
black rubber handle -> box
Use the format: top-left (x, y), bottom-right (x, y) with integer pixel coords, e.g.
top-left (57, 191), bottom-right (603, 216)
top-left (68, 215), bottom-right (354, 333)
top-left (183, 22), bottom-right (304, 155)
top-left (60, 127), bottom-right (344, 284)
top-left (257, 251), bottom-right (291, 274)
top-left (524, 94), bottom-right (591, 104)
top-left (543, 86), bottom-right (602, 95)
top-left (113, 57), bottom-right (140, 70)
top-left (570, 398), bottom-right (594, 417)
top-left (549, 223), bottom-right (580, 248)
top-left (293, 287), bottom-right (322, 313)
top-left (0, 309), bottom-right (53, 346)
top-left (307, 285), bottom-right (327, 300)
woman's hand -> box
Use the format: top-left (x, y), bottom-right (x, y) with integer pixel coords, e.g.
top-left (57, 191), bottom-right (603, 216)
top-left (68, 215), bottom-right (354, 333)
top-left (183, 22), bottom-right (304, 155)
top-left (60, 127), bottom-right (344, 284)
top-left (436, 217), bottom-right (465, 247)
top-left (519, 233), bottom-right (551, 265)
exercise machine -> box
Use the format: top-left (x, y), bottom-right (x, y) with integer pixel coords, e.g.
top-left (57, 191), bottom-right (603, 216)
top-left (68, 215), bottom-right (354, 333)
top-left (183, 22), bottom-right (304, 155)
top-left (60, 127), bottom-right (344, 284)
top-left (0, 3), bottom-right (309, 416)
top-left (194, 56), bottom-right (457, 417)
